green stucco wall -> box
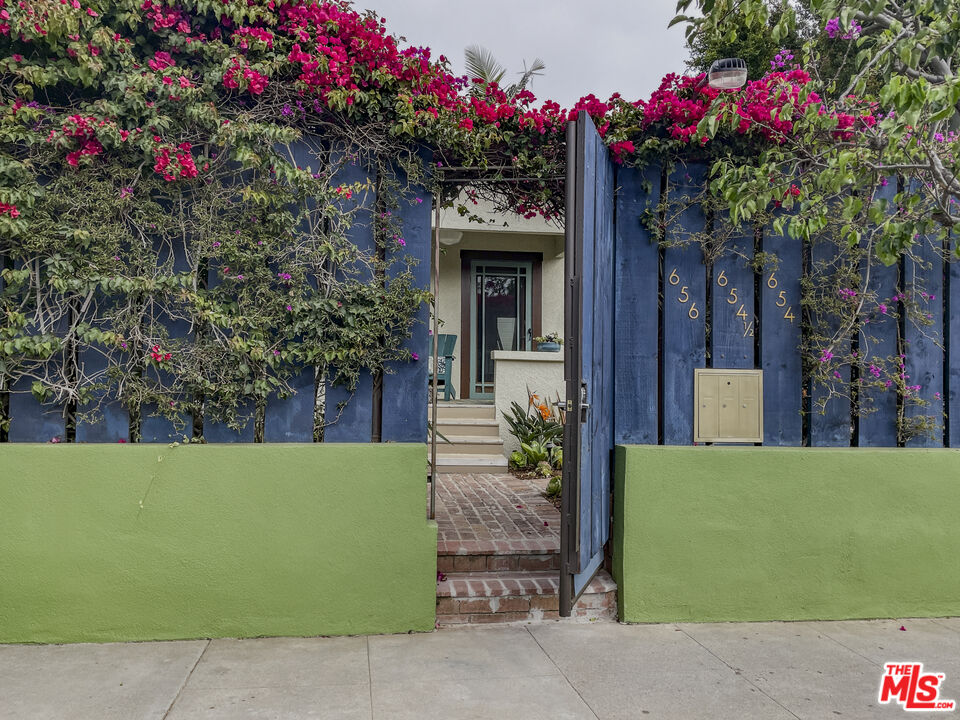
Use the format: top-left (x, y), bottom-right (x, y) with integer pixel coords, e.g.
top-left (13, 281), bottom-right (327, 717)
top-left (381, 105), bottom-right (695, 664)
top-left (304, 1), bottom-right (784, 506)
top-left (613, 446), bottom-right (960, 623)
top-left (0, 444), bottom-right (437, 643)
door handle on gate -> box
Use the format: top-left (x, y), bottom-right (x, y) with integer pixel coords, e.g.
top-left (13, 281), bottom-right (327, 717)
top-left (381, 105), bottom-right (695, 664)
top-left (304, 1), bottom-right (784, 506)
top-left (580, 384), bottom-right (589, 423)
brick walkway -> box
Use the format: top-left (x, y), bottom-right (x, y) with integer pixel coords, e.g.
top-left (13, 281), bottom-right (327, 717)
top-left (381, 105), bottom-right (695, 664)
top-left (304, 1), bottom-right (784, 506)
top-left (435, 472), bottom-right (560, 555)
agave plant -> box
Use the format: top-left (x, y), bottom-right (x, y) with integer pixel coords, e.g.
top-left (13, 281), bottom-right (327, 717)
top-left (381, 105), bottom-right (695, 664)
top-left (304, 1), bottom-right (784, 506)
top-left (545, 476), bottom-right (561, 499)
top-left (520, 440), bottom-right (550, 465)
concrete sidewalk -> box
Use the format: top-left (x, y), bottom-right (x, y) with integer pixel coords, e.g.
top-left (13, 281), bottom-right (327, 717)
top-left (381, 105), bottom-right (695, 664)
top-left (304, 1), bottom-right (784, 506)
top-left (2, 619), bottom-right (958, 719)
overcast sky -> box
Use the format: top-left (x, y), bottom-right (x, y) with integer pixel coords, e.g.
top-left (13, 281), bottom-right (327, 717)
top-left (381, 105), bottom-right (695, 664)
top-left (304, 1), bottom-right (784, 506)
top-left (360, 1), bottom-right (692, 108)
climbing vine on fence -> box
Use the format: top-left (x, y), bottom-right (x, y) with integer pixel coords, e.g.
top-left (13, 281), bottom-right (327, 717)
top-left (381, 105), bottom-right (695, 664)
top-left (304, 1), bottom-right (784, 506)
top-left (0, 0), bottom-right (605, 439)
top-left (646, 169), bottom-right (945, 444)
top-left (2, 0), bottom-right (957, 442)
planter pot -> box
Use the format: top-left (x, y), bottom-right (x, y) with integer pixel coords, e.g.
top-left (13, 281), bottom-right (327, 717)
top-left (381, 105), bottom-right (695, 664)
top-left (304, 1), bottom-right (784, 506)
top-left (538, 342), bottom-right (561, 352)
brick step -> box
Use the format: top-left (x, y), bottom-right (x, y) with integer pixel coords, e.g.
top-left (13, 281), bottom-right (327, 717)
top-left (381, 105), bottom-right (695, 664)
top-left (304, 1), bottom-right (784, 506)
top-left (438, 535), bottom-right (560, 574)
top-left (438, 550), bottom-right (560, 574)
top-left (436, 570), bottom-right (617, 626)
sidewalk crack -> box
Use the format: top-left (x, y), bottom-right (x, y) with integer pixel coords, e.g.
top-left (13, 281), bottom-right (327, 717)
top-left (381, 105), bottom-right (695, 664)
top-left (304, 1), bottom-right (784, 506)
top-left (930, 618), bottom-right (960, 635)
top-left (675, 626), bottom-right (802, 720)
top-left (161, 638), bottom-right (210, 720)
top-left (813, 625), bottom-right (882, 669)
top-left (525, 626), bottom-right (601, 720)
top-left (366, 636), bottom-right (374, 720)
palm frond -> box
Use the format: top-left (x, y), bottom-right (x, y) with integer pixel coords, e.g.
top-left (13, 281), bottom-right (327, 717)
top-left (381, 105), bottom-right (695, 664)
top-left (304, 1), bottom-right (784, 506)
top-left (513, 57), bottom-right (547, 92)
top-left (464, 44), bottom-right (507, 86)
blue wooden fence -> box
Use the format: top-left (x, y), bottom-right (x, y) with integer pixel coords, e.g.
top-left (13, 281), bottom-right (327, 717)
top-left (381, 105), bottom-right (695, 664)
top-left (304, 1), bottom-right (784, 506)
top-left (0, 143), bottom-right (431, 444)
top-left (614, 162), bottom-right (958, 448)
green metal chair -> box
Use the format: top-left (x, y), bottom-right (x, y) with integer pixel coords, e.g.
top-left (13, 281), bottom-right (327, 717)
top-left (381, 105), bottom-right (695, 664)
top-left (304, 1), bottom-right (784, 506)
top-left (429, 334), bottom-right (457, 401)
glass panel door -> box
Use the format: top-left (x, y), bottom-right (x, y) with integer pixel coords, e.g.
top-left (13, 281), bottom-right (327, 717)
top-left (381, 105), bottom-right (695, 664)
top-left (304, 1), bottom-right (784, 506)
top-left (470, 261), bottom-right (533, 398)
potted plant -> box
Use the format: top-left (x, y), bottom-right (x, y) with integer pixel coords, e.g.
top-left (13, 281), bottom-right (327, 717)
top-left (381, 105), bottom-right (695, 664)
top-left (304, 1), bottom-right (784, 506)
top-left (534, 333), bottom-right (563, 352)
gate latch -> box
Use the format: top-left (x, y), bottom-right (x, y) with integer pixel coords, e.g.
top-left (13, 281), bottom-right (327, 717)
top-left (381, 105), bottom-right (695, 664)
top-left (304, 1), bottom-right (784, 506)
top-left (580, 382), bottom-right (590, 423)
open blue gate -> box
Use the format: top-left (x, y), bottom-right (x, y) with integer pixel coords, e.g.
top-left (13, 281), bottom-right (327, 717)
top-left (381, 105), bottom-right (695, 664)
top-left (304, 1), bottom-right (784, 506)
top-left (560, 112), bottom-right (615, 616)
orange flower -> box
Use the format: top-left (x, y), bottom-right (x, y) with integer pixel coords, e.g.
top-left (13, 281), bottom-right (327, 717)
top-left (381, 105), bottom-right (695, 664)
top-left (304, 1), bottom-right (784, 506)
top-left (538, 403), bottom-right (550, 420)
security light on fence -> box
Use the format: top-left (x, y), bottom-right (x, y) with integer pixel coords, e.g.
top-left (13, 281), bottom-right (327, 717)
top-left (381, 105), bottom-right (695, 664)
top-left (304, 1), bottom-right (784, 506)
top-left (708, 58), bottom-right (748, 90)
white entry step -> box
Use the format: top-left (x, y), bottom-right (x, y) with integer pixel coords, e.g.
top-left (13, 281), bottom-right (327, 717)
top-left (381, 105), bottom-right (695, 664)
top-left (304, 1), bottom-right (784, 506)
top-left (432, 454), bottom-right (508, 475)
top-left (433, 403), bottom-right (497, 420)
top-left (432, 435), bottom-right (505, 456)
top-left (433, 417), bottom-right (501, 437)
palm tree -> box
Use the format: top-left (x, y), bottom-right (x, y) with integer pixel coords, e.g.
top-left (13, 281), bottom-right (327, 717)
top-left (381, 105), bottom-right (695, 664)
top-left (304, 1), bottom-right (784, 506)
top-left (464, 45), bottom-right (546, 97)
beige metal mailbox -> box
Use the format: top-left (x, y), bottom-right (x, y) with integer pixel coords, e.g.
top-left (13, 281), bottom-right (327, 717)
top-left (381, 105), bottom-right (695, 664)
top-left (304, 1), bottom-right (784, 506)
top-left (694, 369), bottom-right (763, 443)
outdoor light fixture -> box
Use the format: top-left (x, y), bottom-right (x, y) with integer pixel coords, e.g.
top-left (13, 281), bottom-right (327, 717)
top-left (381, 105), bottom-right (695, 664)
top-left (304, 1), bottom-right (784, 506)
top-left (438, 229), bottom-right (463, 246)
top-left (708, 57), bottom-right (748, 90)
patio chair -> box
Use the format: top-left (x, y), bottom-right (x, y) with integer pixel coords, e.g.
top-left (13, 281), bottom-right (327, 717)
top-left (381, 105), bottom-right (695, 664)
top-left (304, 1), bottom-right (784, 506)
top-left (429, 334), bottom-right (457, 401)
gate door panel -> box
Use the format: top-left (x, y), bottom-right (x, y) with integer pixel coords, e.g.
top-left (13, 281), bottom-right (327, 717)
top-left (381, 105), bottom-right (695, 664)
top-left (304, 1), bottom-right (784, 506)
top-left (560, 112), bottom-right (615, 615)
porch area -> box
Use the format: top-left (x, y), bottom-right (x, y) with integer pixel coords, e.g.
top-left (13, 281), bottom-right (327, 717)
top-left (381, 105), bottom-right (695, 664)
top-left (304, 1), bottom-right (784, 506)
top-left (433, 472), bottom-right (616, 626)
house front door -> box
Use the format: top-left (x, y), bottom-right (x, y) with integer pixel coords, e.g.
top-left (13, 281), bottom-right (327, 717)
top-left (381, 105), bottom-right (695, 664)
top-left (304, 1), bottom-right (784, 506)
top-left (469, 260), bottom-right (533, 398)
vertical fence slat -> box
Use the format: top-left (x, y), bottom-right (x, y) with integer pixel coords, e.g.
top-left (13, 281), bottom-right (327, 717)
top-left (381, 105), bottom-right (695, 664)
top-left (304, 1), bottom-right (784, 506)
top-left (857, 259), bottom-right (899, 446)
top-left (662, 164), bottom-right (707, 445)
top-left (6, 382), bottom-right (66, 442)
top-left (141, 232), bottom-right (194, 443)
top-left (711, 220), bottom-right (755, 369)
top-left (7, 257), bottom-right (69, 442)
top-left (263, 138), bottom-right (323, 443)
top-left (203, 407), bottom-right (257, 442)
top-left (74, 256), bottom-right (128, 442)
top-left (0, 248), bottom-right (6, 439)
top-left (858, 181), bottom-right (900, 447)
top-left (760, 222), bottom-right (803, 445)
top-left (264, 370), bottom-right (315, 442)
top-left (381, 154), bottom-right (431, 443)
top-left (950, 255), bottom-right (960, 447)
top-left (591, 133), bottom-right (615, 559)
top-left (810, 240), bottom-right (852, 446)
top-left (323, 154), bottom-right (376, 443)
top-left (614, 165), bottom-right (660, 444)
top-left (904, 236), bottom-right (945, 447)
top-left (75, 340), bottom-right (129, 442)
